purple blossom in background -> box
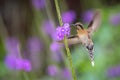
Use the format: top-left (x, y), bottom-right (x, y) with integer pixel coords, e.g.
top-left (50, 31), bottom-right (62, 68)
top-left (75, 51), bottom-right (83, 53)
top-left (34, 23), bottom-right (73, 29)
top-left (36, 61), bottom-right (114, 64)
top-left (5, 37), bottom-right (19, 55)
top-left (31, 0), bottom-right (45, 9)
top-left (55, 23), bottom-right (70, 40)
top-left (4, 37), bottom-right (31, 72)
top-left (22, 59), bottom-right (32, 72)
top-left (27, 37), bottom-right (42, 53)
top-left (82, 10), bottom-right (93, 23)
top-left (109, 13), bottom-right (120, 26)
top-left (4, 54), bottom-right (31, 72)
top-left (50, 42), bottom-right (64, 62)
top-left (62, 11), bottom-right (76, 23)
top-left (4, 54), bottom-right (21, 70)
top-left (51, 52), bottom-right (63, 62)
top-left (62, 68), bottom-right (72, 80)
top-left (50, 42), bottom-right (60, 52)
top-left (107, 65), bottom-right (120, 78)
top-left (42, 20), bottom-right (55, 38)
top-left (47, 65), bottom-right (59, 76)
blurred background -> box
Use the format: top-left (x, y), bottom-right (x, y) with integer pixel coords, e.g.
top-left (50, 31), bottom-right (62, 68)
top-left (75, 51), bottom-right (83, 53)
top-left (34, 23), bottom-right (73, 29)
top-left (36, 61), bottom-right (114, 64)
top-left (0, 0), bottom-right (120, 80)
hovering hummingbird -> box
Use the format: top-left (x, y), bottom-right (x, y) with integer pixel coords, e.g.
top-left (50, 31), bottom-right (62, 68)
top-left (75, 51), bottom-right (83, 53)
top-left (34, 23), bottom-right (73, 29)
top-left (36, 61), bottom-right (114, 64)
top-left (59, 10), bottom-right (102, 67)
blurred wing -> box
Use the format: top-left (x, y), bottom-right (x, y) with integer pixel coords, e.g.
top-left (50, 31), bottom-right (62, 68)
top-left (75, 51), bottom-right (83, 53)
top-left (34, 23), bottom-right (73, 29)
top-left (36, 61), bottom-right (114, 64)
top-left (58, 35), bottom-right (80, 45)
top-left (88, 10), bottom-right (102, 35)
top-left (67, 35), bottom-right (80, 45)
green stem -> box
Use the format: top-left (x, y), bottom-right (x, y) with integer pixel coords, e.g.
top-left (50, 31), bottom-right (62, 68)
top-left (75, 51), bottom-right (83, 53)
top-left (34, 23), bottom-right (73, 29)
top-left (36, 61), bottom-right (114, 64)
top-left (54, 0), bottom-right (63, 26)
top-left (54, 0), bottom-right (77, 80)
top-left (23, 71), bottom-right (29, 80)
top-left (64, 36), bottom-right (77, 80)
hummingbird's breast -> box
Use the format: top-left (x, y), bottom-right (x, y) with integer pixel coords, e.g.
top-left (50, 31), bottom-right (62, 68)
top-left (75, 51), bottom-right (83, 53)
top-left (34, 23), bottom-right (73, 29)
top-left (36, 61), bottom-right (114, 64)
top-left (77, 29), bottom-right (91, 46)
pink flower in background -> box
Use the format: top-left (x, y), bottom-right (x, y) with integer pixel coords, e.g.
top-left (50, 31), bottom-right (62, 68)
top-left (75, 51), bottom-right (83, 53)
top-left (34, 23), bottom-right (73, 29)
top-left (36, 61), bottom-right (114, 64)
top-left (31, 0), bottom-right (45, 9)
top-left (27, 37), bottom-right (42, 53)
top-left (4, 37), bottom-right (31, 72)
top-left (47, 65), bottom-right (59, 76)
top-left (50, 42), bottom-right (60, 52)
top-left (62, 11), bottom-right (76, 23)
top-left (4, 54), bottom-right (31, 72)
top-left (109, 13), bottom-right (120, 26)
top-left (107, 65), bottom-right (120, 78)
top-left (22, 59), bottom-right (32, 72)
top-left (5, 37), bottom-right (20, 55)
top-left (4, 54), bottom-right (20, 70)
top-left (82, 10), bottom-right (93, 24)
top-left (42, 20), bottom-right (55, 38)
top-left (62, 68), bottom-right (72, 80)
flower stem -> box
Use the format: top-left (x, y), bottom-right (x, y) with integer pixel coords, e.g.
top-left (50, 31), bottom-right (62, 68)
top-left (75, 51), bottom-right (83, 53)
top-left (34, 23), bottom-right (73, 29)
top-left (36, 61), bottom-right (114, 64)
top-left (64, 36), bottom-right (77, 80)
top-left (54, 0), bottom-right (77, 80)
top-left (23, 71), bottom-right (29, 80)
top-left (54, 0), bottom-right (63, 26)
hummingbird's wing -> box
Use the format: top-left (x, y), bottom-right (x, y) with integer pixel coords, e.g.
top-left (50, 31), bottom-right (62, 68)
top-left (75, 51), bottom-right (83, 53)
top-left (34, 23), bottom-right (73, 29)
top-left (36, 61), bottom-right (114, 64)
top-left (67, 35), bottom-right (80, 45)
top-left (58, 35), bottom-right (80, 45)
top-left (87, 10), bottom-right (102, 35)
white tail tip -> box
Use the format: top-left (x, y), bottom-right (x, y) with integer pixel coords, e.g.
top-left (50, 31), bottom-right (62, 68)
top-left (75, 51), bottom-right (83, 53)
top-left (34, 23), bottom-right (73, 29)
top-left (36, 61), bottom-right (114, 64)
top-left (91, 61), bottom-right (94, 67)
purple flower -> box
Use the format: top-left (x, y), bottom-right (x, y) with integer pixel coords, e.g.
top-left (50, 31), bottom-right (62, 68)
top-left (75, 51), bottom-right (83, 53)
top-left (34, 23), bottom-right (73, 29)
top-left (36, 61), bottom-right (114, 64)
top-left (22, 59), bottom-right (32, 72)
top-left (82, 10), bottom-right (93, 23)
top-left (55, 23), bottom-right (70, 40)
top-left (5, 54), bottom-right (19, 70)
top-left (4, 37), bottom-right (32, 72)
top-left (4, 54), bottom-right (22, 70)
top-left (5, 37), bottom-right (20, 55)
top-left (47, 65), bottom-right (59, 76)
top-left (31, 0), bottom-right (45, 9)
top-left (4, 54), bottom-right (31, 72)
top-left (62, 11), bottom-right (76, 23)
top-left (42, 20), bottom-right (55, 38)
top-left (50, 42), bottom-right (60, 52)
top-left (107, 65), bottom-right (120, 78)
top-left (27, 37), bottom-right (42, 53)
top-left (62, 68), bottom-right (72, 80)
top-left (109, 13), bottom-right (120, 26)
top-left (50, 42), bottom-right (64, 62)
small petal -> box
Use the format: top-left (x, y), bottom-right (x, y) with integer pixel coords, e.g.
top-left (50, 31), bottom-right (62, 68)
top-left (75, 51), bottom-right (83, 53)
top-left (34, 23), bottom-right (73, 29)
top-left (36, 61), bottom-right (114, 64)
top-left (62, 11), bottom-right (76, 23)
top-left (62, 68), bottom-right (72, 80)
top-left (22, 59), bottom-right (32, 72)
top-left (42, 20), bottom-right (55, 37)
top-left (82, 10), bottom-right (93, 23)
top-left (50, 42), bottom-right (60, 52)
top-left (47, 65), bottom-right (58, 76)
top-left (4, 54), bottom-right (23, 71)
top-left (27, 37), bottom-right (42, 53)
top-left (15, 59), bottom-right (24, 70)
top-left (107, 65), bottom-right (120, 78)
top-left (31, 0), bottom-right (45, 9)
top-left (109, 13), bottom-right (120, 26)
top-left (4, 54), bottom-right (17, 70)
top-left (55, 23), bottom-right (70, 41)
top-left (5, 37), bottom-right (20, 55)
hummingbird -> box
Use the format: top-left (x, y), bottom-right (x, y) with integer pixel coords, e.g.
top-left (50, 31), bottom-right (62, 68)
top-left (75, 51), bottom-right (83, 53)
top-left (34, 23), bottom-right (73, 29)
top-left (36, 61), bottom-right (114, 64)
top-left (59, 10), bottom-right (102, 67)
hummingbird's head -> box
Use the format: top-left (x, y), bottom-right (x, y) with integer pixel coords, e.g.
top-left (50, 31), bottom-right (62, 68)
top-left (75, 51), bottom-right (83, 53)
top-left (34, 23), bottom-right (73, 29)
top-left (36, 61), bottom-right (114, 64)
top-left (74, 22), bottom-right (84, 30)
